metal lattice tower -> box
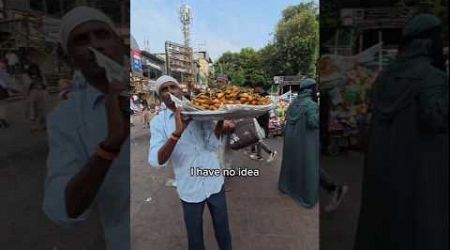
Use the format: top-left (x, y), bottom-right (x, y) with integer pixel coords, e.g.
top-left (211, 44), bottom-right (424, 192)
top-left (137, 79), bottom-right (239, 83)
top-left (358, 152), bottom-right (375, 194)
top-left (144, 38), bottom-right (150, 52)
top-left (178, 3), bottom-right (192, 48)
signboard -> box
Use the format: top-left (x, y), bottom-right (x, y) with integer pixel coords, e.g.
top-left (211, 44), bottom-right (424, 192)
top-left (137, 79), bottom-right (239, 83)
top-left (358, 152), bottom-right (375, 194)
top-left (340, 7), bottom-right (409, 29)
top-left (0, 10), bottom-right (45, 48)
top-left (165, 41), bottom-right (194, 79)
top-left (273, 75), bottom-right (304, 85)
top-left (131, 49), bottom-right (142, 72)
top-left (340, 9), bottom-right (364, 26)
top-left (273, 76), bottom-right (282, 84)
top-left (147, 62), bottom-right (162, 71)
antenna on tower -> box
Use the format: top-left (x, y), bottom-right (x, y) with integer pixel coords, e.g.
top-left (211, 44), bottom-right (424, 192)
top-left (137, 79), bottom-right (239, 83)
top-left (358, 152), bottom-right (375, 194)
top-left (143, 38), bottom-right (150, 52)
top-left (178, 2), bottom-right (193, 48)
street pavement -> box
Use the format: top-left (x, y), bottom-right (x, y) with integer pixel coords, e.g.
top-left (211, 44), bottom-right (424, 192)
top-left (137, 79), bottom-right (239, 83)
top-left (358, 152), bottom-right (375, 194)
top-left (1, 95), bottom-right (106, 250)
top-left (131, 116), bottom-right (319, 250)
top-left (2, 96), bottom-right (362, 250)
top-left (320, 151), bottom-right (365, 250)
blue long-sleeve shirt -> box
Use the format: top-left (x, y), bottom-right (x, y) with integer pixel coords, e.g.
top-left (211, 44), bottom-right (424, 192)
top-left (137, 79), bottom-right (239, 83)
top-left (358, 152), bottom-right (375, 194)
top-left (148, 109), bottom-right (224, 203)
top-left (43, 72), bottom-right (129, 250)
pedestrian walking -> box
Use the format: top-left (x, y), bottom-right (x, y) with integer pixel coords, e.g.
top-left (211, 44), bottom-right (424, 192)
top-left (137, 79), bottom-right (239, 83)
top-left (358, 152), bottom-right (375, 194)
top-left (130, 94), bottom-right (142, 126)
top-left (278, 78), bottom-right (320, 208)
top-left (320, 168), bottom-right (348, 212)
top-left (140, 98), bottom-right (151, 128)
top-left (249, 83), bottom-right (277, 162)
top-left (25, 64), bottom-right (47, 132)
top-left (5, 50), bottom-right (19, 75)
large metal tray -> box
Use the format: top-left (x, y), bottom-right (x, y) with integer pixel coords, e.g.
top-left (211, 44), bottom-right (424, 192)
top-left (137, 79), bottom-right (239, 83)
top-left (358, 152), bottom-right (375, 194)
top-left (182, 105), bottom-right (273, 121)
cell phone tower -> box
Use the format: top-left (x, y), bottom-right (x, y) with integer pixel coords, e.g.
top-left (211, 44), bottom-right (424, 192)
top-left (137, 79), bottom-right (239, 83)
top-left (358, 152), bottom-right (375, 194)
top-left (178, 2), bottom-right (192, 48)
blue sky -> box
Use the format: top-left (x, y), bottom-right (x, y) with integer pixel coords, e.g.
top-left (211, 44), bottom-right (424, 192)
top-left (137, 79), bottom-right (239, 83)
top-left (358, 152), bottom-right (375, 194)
top-left (131, 0), bottom-right (318, 60)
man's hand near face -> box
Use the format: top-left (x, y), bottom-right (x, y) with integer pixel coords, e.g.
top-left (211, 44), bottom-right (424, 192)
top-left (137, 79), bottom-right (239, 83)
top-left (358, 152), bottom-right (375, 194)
top-left (103, 81), bottom-right (130, 150)
top-left (61, 21), bottom-right (130, 219)
top-left (174, 108), bottom-right (191, 137)
top-left (156, 108), bottom-right (192, 165)
top-left (65, 79), bottom-right (130, 219)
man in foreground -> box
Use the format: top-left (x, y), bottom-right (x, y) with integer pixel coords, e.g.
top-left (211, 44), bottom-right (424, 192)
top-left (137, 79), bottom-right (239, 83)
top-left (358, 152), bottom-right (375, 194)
top-left (149, 75), bottom-right (234, 250)
top-left (42, 6), bottom-right (130, 250)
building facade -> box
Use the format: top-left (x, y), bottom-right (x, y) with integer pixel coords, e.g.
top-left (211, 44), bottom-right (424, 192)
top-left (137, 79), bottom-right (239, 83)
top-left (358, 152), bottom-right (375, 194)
top-left (4, 0), bottom-right (128, 23)
top-left (141, 50), bottom-right (165, 80)
top-left (1, 0), bottom-right (129, 85)
top-left (1, 0), bottom-right (129, 49)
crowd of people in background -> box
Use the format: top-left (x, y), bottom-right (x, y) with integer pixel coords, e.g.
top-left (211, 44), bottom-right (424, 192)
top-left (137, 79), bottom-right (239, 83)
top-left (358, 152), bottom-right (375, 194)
top-left (130, 94), bottom-right (153, 128)
top-left (0, 51), bottom-right (49, 132)
top-left (243, 80), bottom-right (277, 162)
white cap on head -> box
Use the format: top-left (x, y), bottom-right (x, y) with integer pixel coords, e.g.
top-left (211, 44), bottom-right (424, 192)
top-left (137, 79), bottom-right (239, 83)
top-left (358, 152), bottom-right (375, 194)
top-left (155, 75), bottom-right (179, 95)
top-left (59, 6), bottom-right (118, 53)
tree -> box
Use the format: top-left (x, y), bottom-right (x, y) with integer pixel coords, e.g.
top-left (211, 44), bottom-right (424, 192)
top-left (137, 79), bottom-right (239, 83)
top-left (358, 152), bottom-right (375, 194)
top-left (213, 48), bottom-right (271, 87)
top-left (214, 51), bottom-right (244, 85)
top-left (274, 2), bottom-right (319, 76)
top-left (214, 2), bottom-right (320, 89)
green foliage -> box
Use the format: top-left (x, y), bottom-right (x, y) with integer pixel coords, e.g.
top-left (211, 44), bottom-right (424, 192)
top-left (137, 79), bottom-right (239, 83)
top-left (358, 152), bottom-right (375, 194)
top-left (214, 48), bottom-right (269, 88)
top-left (214, 1), bottom-right (319, 90)
top-left (274, 1), bottom-right (319, 77)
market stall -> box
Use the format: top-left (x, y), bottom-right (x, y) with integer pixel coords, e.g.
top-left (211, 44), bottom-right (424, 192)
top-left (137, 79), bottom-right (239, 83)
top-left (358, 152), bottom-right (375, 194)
top-left (268, 99), bottom-right (288, 137)
top-left (267, 76), bottom-right (306, 137)
top-left (130, 75), bottom-right (157, 107)
top-left (319, 43), bottom-right (394, 155)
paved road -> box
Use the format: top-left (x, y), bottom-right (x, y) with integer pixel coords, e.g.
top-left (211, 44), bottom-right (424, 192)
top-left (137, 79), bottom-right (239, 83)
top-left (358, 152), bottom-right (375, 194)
top-left (1, 95), bottom-right (106, 250)
top-left (320, 151), bottom-right (365, 250)
top-left (131, 118), bottom-right (319, 250)
top-left (2, 99), bottom-right (364, 250)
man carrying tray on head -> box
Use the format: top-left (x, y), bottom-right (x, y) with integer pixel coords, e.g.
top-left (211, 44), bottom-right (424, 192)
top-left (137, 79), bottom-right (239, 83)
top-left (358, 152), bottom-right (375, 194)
top-left (148, 75), bottom-right (234, 250)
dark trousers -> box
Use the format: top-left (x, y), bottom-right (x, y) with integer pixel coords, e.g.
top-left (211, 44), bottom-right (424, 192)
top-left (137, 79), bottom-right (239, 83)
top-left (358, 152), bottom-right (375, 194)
top-left (181, 187), bottom-right (232, 250)
top-left (320, 168), bottom-right (338, 193)
top-left (251, 141), bottom-right (273, 156)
